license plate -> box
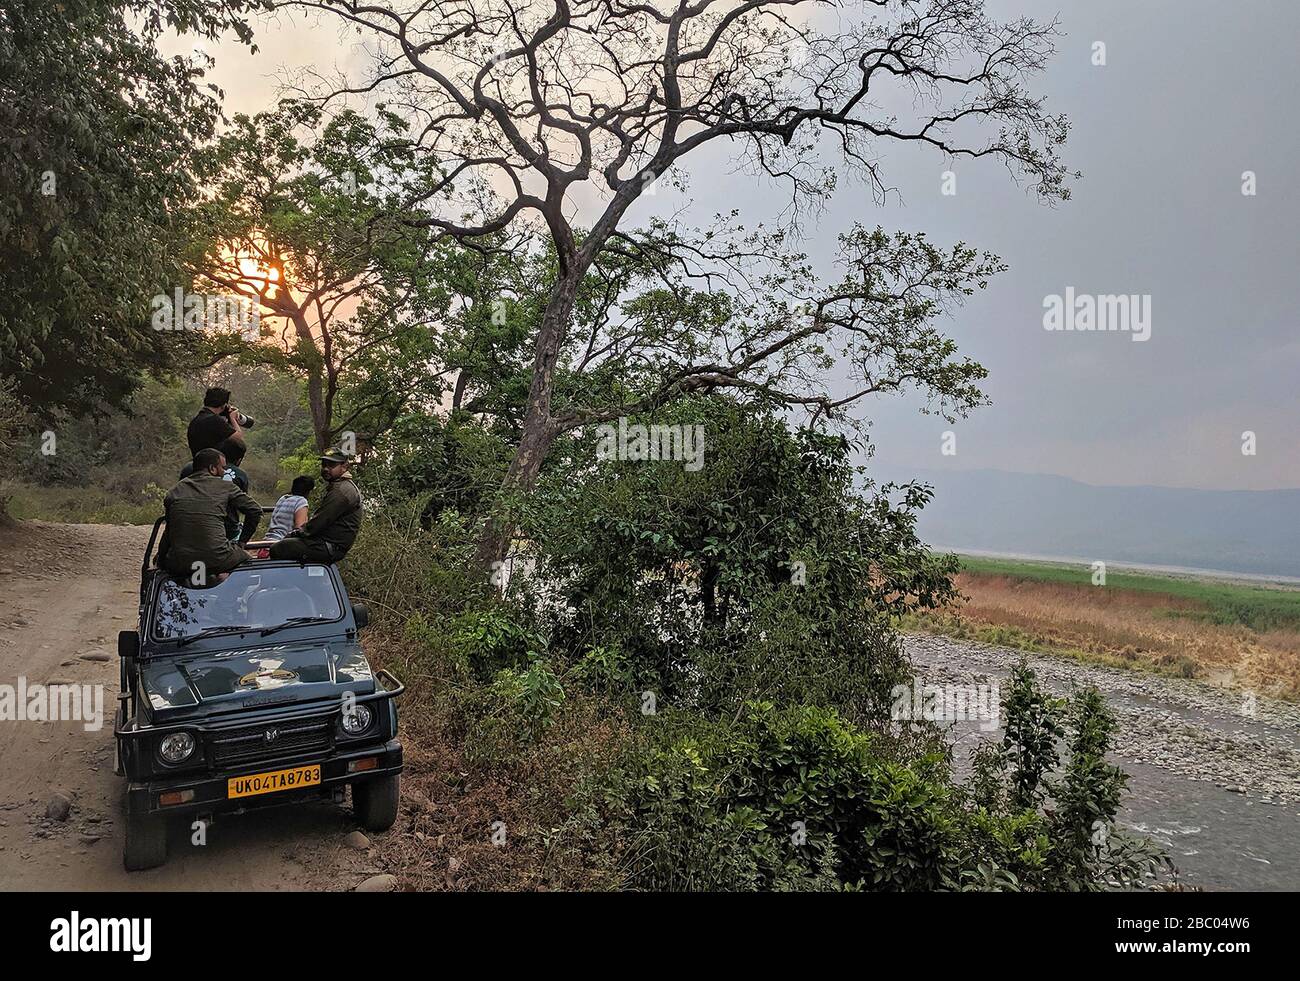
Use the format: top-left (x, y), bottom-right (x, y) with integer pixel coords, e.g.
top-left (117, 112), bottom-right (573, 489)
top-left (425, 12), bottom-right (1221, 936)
top-left (228, 764), bottom-right (321, 799)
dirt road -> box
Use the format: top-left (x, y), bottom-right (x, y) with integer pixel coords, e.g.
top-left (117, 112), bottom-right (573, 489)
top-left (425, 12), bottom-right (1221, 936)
top-left (0, 521), bottom-right (381, 891)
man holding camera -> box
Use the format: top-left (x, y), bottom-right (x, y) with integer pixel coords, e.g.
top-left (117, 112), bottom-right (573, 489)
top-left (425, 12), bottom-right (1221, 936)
top-left (187, 386), bottom-right (252, 461)
top-left (184, 386), bottom-right (256, 538)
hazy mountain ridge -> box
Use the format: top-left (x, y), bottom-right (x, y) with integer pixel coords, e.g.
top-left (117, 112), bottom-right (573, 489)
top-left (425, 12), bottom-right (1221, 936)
top-left (874, 468), bottom-right (1300, 579)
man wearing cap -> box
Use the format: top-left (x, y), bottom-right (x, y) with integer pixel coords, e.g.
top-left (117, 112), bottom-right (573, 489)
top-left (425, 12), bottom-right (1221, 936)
top-left (268, 447), bottom-right (362, 563)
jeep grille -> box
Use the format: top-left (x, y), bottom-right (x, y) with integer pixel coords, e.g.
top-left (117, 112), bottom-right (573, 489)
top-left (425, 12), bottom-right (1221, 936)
top-left (209, 714), bottom-right (333, 768)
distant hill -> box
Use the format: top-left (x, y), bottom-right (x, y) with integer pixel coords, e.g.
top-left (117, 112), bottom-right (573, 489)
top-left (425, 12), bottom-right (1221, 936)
top-left (873, 468), bottom-right (1300, 580)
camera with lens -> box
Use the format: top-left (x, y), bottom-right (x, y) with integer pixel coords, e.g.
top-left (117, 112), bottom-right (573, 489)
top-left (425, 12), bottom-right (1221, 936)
top-left (220, 406), bottom-right (255, 429)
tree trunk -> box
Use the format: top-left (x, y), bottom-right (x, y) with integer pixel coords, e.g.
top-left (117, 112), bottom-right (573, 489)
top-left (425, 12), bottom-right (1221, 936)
top-left (472, 279), bottom-right (577, 568)
top-left (290, 310), bottom-right (331, 452)
top-left (702, 561), bottom-right (720, 626)
top-left (451, 369), bottom-right (469, 414)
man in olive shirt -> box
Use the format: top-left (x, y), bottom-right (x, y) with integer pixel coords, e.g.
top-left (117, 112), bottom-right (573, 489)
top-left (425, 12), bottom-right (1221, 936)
top-left (158, 448), bottom-right (263, 586)
top-left (269, 447), bottom-right (362, 564)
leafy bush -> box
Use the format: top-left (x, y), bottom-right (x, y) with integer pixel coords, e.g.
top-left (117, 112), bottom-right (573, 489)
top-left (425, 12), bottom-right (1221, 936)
top-left (519, 397), bottom-right (953, 724)
top-left (961, 662), bottom-right (1168, 890)
top-left (450, 605), bottom-right (548, 682)
top-left (1001, 662), bottom-right (1066, 810)
top-left (317, 397), bottom-right (1161, 893)
top-left (586, 702), bottom-right (962, 891)
top-left (570, 666), bottom-right (1165, 892)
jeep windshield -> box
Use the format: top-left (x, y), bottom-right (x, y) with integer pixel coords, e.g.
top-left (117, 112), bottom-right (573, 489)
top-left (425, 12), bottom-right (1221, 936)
top-left (152, 565), bottom-right (344, 643)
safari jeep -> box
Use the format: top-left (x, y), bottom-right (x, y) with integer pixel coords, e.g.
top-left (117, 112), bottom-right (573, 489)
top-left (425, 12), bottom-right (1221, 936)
top-left (114, 515), bottom-right (403, 871)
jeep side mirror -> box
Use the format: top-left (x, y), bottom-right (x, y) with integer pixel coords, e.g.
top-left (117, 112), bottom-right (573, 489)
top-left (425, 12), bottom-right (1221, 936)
top-left (352, 603), bottom-right (369, 630)
top-left (118, 630), bottom-right (139, 659)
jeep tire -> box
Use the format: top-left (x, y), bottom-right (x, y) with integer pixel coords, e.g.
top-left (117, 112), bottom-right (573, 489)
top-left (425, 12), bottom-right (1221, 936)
top-left (352, 773), bottom-right (399, 832)
top-left (123, 812), bottom-right (168, 871)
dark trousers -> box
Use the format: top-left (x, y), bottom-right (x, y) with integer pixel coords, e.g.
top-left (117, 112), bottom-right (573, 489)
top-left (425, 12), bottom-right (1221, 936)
top-left (268, 536), bottom-right (339, 563)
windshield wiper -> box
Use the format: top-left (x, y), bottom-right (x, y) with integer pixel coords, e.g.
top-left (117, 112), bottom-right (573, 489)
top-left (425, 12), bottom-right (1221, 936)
top-left (259, 616), bottom-right (331, 637)
top-left (176, 625), bottom-right (258, 647)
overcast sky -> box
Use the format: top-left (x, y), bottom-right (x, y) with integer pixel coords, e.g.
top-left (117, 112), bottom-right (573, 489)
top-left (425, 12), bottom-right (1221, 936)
top-left (182, 0), bottom-right (1300, 491)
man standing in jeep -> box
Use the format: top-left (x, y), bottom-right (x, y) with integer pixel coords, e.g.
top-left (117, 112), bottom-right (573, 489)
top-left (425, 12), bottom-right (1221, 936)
top-left (268, 447), bottom-right (362, 564)
top-left (187, 386), bottom-right (247, 460)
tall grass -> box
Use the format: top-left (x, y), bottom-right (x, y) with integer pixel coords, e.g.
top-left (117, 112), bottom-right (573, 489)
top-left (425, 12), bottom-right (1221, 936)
top-left (1, 481), bottom-right (163, 525)
top-left (955, 555), bottom-right (1300, 632)
top-left (904, 555), bottom-right (1300, 699)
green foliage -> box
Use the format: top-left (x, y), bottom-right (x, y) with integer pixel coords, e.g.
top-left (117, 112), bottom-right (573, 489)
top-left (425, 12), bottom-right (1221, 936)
top-left (1050, 689), bottom-right (1153, 890)
top-left (1001, 662), bottom-right (1066, 810)
top-left (962, 663), bottom-right (1168, 891)
top-left (496, 660), bottom-right (567, 732)
top-left (369, 412), bottom-right (515, 528)
top-left (339, 395), bottom-right (1159, 892)
top-left (519, 396), bottom-right (954, 720)
top-left (450, 605), bottom-right (548, 682)
top-left (0, 0), bottom-right (262, 417)
top-left (587, 702), bottom-right (961, 891)
top-left (570, 669), bottom-right (1165, 892)
top-left (20, 377), bottom-right (193, 492)
top-left (572, 645), bottom-right (634, 699)
top-left (0, 377), bottom-right (28, 458)
top-left (186, 101), bottom-right (458, 447)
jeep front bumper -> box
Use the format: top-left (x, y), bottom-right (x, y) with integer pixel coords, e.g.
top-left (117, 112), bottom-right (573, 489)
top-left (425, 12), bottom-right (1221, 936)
top-left (125, 738), bottom-right (402, 818)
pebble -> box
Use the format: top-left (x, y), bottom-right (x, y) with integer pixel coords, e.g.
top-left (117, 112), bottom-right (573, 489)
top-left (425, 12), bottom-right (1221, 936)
top-left (344, 831), bottom-right (370, 850)
top-left (354, 874), bottom-right (398, 892)
top-left (45, 794), bottom-right (72, 822)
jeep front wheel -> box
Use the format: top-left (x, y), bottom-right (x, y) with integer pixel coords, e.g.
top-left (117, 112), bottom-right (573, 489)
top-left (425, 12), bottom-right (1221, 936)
top-left (123, 813), bottom-right (168, 871)
top-left (352, 773), bottom-right (399, 832)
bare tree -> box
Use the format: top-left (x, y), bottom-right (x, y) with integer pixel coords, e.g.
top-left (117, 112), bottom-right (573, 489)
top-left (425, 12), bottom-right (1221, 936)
top-left (285, 0), bottom-right (1074, 563)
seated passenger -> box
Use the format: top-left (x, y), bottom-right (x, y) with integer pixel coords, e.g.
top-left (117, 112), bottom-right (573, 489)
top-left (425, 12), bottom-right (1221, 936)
top-left (179, 442), bottom-right (252, 541)
top-left (158, 448), bottom-right (263, 586)
top-left (265, 475), bottom-right (315, 543)
top-left (269, 448), bottom-right (361, 564)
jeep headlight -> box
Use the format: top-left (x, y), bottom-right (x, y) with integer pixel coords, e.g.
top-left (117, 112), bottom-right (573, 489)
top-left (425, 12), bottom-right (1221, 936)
top-left (159, 731), bottom-right (196, 763)
top-left (341, 704), bottom-right (373, 735)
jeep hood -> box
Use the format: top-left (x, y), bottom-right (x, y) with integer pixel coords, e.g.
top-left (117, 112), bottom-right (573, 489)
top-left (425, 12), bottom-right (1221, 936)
top-left (140, 639), bottom-right (373, 720)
